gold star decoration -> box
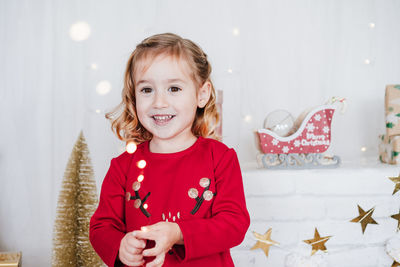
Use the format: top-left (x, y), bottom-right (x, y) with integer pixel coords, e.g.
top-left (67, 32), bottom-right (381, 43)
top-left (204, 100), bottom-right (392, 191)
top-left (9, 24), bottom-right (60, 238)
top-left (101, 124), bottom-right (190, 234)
top-left (392, 261), bottom-right (400, 267)
top-left (303, 228), bottom-right (331, 255)
top-left (391, 209), bottom-right (400, 232)
top-left (250, 228), bottom-right (279, 257)
top-left (350, 205), bottom-right (378, 234)
top-left (389, 175), bottom-right (400, 195)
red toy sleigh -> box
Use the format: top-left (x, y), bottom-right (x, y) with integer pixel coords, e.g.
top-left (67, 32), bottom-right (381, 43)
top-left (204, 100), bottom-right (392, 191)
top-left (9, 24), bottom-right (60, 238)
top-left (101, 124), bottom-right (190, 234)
top-left (255, 102), bottom-right (343, 169)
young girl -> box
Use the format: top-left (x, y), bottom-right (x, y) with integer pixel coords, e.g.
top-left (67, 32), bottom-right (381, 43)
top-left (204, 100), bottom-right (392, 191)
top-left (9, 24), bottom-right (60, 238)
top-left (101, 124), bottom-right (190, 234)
top-left (89, 32), bottom-right (250, 267)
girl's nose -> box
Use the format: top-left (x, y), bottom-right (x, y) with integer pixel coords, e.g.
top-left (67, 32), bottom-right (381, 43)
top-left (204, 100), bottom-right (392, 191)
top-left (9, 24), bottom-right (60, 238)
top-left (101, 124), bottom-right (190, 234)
top-left (153, 90), bottom-right (169, 108)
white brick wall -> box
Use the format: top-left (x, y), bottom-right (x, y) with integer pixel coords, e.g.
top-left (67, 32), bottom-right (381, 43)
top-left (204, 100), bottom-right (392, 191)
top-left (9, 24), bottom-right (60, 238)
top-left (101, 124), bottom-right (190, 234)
top-left (232, 161), bottom-right (400, 267)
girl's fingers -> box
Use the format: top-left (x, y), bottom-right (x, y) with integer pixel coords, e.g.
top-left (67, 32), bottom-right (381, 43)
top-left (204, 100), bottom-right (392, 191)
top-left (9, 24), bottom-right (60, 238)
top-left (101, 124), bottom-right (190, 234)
top-left (134, 229), bottom-right (155, 240)
top-left (135, 222), bottom-right (164, 240)
top-left (121, 241), bottom-right (144, 260)
top-left (142, 246), bottom-right (162, 257)
top-left (145, 252), bottom-right (165, 267)
top-left (121, 251), bottom-right (144, 265)
top-left (122, 258), bottom-right (145, 267)
top-left (125, 247), bottom-right (144, 258)
top-left (124, 259), bottom-right (145, 267)
top-left (142, 222), bottom-right (162, 231)
top-left (126, 234), bottom-right (146, 249)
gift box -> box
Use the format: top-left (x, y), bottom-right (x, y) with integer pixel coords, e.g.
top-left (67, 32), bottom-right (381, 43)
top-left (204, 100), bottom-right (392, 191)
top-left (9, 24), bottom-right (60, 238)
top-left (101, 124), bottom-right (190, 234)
top-left (385, 84), bottom-right (400, 136)
top-left (0, 252), bottom-right (21, 267)
top-left (379, 134), bottom-right (400, 164)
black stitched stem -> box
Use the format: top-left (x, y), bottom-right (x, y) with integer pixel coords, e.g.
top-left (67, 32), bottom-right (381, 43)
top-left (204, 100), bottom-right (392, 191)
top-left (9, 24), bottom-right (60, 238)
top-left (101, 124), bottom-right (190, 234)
top-left (142, 192), bottom-right (151, 203)
top-left (132, 190), bottom-right (151, 218)
top-left (190, 183), bottom-right (210, 215)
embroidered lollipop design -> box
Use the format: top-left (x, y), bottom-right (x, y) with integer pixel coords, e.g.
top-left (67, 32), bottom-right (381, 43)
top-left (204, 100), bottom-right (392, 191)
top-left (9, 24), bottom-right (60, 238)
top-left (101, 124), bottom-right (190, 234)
top-left (188, 177), bottom-right (216, 215)
top-left (126, 180), bottom-right (151, 218)
top-left (126, 160), bottom-right (151, 218)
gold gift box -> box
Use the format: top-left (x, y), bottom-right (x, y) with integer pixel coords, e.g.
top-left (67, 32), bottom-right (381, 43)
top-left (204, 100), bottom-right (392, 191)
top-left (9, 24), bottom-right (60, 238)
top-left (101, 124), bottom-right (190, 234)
top-left (379, 134), bottom-right (400, 164)
top-left (0, 252), bottom-right (21, 267)
top-left (385, 84), bottom-right (400, 137)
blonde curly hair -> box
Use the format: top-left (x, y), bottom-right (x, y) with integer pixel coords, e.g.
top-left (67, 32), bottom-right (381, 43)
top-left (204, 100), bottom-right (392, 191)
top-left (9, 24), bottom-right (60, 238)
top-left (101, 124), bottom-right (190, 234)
top-left (105, 32), bottom-right (220, 144)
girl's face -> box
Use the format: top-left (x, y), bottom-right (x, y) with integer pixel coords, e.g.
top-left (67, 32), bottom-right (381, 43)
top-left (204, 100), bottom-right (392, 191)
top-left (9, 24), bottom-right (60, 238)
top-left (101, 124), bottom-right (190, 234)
top-left (134, 54), bottom-right (209, 146)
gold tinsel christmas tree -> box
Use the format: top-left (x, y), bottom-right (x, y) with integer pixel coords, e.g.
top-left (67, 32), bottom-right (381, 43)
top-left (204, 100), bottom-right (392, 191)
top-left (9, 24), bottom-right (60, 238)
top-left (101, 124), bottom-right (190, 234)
top-left (52, 131), bottom-right (104, 266)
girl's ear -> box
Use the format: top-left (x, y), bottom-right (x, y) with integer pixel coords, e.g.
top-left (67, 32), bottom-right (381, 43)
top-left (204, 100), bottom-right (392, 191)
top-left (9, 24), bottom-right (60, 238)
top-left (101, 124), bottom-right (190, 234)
top-left (197, 81), bottom-right (211, 108)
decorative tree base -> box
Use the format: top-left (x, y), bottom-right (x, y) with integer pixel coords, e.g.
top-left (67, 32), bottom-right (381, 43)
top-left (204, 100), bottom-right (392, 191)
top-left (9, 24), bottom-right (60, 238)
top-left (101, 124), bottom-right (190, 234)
top-left (0, 252), bottom-right (21, 267)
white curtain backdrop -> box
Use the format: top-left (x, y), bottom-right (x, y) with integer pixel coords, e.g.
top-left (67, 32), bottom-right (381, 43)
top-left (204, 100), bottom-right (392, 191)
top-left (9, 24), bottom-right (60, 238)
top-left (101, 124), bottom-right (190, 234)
top-left (1, 0), bottom-right (399, 266)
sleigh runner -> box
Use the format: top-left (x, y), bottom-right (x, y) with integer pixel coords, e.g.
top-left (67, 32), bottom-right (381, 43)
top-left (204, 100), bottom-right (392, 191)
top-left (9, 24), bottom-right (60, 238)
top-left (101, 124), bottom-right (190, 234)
top-left (255, 102), bottom-right (343, 169)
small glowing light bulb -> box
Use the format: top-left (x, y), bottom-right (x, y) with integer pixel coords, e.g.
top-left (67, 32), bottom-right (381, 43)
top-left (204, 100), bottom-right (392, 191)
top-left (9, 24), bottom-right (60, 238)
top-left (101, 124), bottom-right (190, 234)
top-left (96, 80), bottom-right (112, 95)
top-left (69, 21), bottom-right (91, 41)
top-left (143, 203), bottom-right (148, 209)
top-left (90, 63), bottom-right (98, 70)
top-left (361, 146), bottom-right (367, 152)
top-left (364, 59), bottom-right (370, 65)
top-left (232, 28), bottom-right (240, 36)
top-left (227, 68), bottom-right (233, 73)
top-left (126, 141), bottom-right (137, 154)
top-left (244, 115), bottom-right (252, 122)
top-left (137, 160), bottom-right (147, 169)
top-left (95, 109), bottom-right (101, 114)
top-left (137, 174), bottom-right (144, 182)
top-left (369, 23), bottom-right (375, 28)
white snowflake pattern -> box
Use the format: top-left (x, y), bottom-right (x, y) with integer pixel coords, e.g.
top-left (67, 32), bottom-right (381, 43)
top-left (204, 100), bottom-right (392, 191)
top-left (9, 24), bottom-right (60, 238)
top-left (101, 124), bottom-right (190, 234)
top-left (306, 123), bottom-right (315, 132)
top-left (282, 146), bottom-right (289, 153)
top-left (314, 114), bottom-right (321, 121)
top-left (294, 140), bottom-right (301, 147)
top-left (323, 126), bottom-right (330, 133)
top-left (272, 139), bottom-right (279, 146)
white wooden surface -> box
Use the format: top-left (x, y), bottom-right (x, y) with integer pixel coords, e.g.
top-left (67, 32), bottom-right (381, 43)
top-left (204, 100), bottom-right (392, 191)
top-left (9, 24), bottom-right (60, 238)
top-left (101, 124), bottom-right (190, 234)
top-left (233, 160), bottom-right (400, 266)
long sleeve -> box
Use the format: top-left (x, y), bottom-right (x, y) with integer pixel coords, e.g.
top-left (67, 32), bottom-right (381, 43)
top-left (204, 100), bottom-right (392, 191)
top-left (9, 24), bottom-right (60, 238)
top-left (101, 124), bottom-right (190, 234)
top-left (174, 148), bottom-right (250, 261)
top-left (89, 158), bottom-right (127, 267)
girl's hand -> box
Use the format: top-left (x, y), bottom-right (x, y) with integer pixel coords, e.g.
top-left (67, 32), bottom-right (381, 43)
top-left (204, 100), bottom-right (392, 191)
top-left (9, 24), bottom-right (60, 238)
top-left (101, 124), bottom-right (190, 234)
top-left (119, 232), bottom-right (147, 266)
top-left (133, 222), bottom-right (183, 267)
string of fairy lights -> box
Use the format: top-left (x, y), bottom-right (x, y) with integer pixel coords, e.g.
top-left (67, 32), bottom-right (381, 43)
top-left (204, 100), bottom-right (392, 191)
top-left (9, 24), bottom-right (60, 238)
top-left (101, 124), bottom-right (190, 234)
top-left (70, 18), bottom-right (375, 150)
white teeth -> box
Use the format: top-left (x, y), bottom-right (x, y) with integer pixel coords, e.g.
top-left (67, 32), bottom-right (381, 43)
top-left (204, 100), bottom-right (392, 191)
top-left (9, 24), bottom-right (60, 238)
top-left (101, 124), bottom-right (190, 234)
top-left (153, 115), bottom-right (173, 120)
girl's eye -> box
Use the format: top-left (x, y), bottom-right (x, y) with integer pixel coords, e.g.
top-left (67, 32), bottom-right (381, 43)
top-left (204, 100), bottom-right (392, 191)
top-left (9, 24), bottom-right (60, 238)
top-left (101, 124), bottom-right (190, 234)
top-left (169, 86), bottom-right (181, 92)
top-left (141, 87), bottom-right (152, 93)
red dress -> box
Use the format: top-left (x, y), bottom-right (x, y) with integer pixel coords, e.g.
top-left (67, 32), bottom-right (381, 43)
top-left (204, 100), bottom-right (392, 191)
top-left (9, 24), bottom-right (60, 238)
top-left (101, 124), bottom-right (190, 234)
top-left (90, 136), bottom-right (250, 266)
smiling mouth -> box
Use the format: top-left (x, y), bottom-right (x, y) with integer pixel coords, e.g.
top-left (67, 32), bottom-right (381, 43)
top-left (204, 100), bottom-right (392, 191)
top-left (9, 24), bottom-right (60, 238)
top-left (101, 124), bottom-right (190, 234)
top-left (152, 115), bottom-right (176, 125)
